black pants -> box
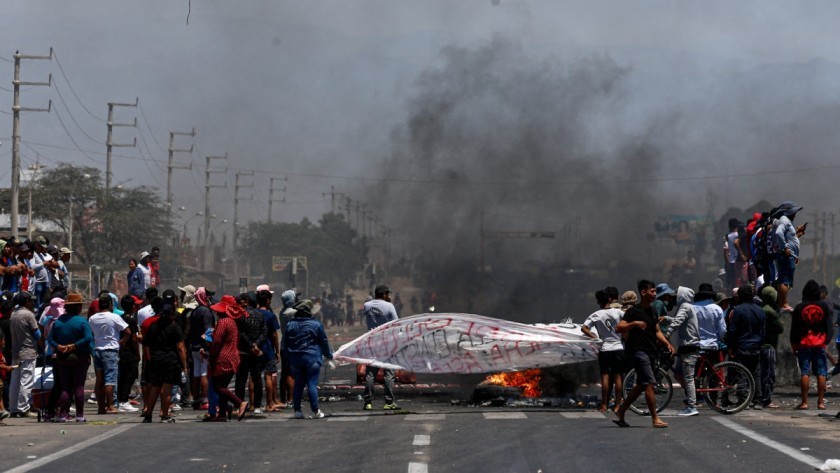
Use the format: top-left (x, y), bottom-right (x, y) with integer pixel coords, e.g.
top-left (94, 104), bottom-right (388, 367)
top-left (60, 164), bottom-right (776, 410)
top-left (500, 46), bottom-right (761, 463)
top-left (234, 354), bottom-right (263, 409)
top-left (118, 359), bottom-right (139, 403)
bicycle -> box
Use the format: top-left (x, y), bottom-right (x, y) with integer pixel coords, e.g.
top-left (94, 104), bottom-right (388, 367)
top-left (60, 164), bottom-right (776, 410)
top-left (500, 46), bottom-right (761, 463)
top-left (624, 348), bottom-right (756, 415)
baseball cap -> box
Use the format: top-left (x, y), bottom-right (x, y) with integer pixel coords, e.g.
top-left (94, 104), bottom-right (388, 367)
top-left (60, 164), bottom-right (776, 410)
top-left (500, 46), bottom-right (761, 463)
top-left (256, 284), bottom-right (274, 294)
top-left (47, 244), bottom-right (59, 254)
top-left (374, 284), bottom-right (391, 296)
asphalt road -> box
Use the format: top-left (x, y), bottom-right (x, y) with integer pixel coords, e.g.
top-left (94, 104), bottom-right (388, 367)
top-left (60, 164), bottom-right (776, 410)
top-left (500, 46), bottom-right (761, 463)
top-left (2, 387), bottom-right (840, 473)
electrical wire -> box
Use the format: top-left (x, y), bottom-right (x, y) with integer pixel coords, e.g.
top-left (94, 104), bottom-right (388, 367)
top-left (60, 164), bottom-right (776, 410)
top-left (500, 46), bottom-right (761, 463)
top-left (136, 99), bottom-right (167, 153)
top-left (52, 106), bottom-right (103, 165)
top-left (53, 81), bottom-right (105, 144)
top-left (52, 50), bottom-right (106, 122)
top-left (0, 56), bottom-right (12, 63)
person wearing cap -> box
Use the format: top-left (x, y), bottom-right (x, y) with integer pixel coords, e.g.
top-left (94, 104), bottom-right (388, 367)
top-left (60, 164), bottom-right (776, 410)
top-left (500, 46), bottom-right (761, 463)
top-left (581, 289), bottom-right (625, 413)
top-left (208, 295), bottom-right (249, 421)
top-left (773, 201), bottom-right (806, 311)
top-left (188, 287), bottom-right (215, 410)
top-left (8, 291), bottom-right (41, 417)
top-left (651, 283), bottom-right (676, 324)
top-left (23, 238), bottom-right (53, 313)
top-left (283, 299), bottom-right (333, 419)
top-left (48, 293), bottom-right (92, 422)
top-left (724, 218), bottom-right (741, 293)
top-left (142, 302), bottom-right (188, 423)
top-left (89, 293), bottom-right (130, 415)
top-left (362, 284), bottom-right (400, 410)
top-left (135, 252), bottom-right (152, 296)
top-left (55, 247), bottom-right (73, 293)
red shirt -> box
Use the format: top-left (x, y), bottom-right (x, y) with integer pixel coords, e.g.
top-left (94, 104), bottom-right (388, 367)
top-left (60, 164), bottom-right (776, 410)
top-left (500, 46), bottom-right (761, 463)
top-left (209, 317), bottom-right (239, 376)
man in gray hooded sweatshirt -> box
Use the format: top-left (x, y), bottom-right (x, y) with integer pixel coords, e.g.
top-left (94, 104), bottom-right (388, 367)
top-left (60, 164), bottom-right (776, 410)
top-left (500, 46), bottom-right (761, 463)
top-left (663, 286), bottom-right (701, 417)
top-left (279, 290), bottom-right (298, 406)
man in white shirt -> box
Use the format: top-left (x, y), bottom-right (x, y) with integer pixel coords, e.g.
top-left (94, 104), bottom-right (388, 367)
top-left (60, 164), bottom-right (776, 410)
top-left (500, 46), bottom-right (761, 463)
top-left (136, 251), bottom-right (152, 293)
top-left (136, 287), bottom-right (159, 327)
top-left (581, 289), bottom-right (625, 413)
top-left (88, 294), bottom-right (130, 414)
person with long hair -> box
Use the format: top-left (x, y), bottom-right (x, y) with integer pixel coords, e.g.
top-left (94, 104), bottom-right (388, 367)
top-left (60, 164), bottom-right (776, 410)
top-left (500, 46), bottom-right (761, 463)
top-left (208, 295), bottom-right (248, 421)
top-left (47, 293), bottom-right (92, 422)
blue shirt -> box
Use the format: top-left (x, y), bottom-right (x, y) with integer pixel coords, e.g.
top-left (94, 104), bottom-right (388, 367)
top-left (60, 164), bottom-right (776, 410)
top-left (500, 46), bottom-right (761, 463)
top-left (282, 316), bottom-right (332, 366)
top-left (48, 314), bottom-right (94, 355)
top-left (259, 308), bottom-right (280, 359)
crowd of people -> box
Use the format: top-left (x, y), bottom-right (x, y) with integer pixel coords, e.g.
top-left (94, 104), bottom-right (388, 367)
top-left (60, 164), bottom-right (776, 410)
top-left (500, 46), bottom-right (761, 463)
top-left (582, 272), bottom-right (836, 428)
top-left (0, 235), bottom-right (393, 423)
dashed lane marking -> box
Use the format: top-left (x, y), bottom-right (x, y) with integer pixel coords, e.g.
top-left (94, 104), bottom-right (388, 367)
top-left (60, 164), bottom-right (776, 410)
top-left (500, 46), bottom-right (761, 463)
top-left (560, 412), bottom-right (607, 419)
top-left (408, 462), bottom-right (428, 473)
top-left (413, 435), bottom-right (431, 446)
top-left (483, 412), bottom-right (527, 419)
top-left (328, 416), bottom-right (369, 422)
top-left (405, 414), bottom-right (446, 421)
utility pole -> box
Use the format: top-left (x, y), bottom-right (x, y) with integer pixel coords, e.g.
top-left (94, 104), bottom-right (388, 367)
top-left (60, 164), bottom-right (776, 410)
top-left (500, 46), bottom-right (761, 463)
top-left (322, 186), bottom-right (345, 215)
top-left (813, 212), bottom-right (821, 273)
top-left (166, 128), bottom-right (195, 207)
top-left (11, 48), bottom-right (52, 238)
top-left (203, 154), bottom-right (227, 271)
top-left (234, 171), bottom-right (254, 255)
top-left (480, 209), bottom-right (556, 272)
top-left (25, 163), bottom-right (47, 240)
top-left (268, 176), bottom-right (286, 223)
top-left (344, 197), bottom-right (352, 224)
top-left (105, 98), bottom-right (137, 201)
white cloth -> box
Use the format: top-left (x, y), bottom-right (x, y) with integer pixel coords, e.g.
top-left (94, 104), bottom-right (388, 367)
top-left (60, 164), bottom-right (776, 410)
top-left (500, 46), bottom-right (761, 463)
top-left (191, 351), bottom-right (209, 377)
top-left (88, 311), bottom-right (129, 350)
top-left (582, 308), bottom-right (624, 352)
top-left (9, 359), bottom-right (36, 413)
top-left (137, 264), bottom-right (151, 289)
top-left (136, 305), bottom-right (155, 327)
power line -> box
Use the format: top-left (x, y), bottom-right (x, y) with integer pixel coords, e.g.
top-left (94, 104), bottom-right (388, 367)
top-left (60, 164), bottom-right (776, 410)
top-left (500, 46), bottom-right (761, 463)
top-left (136, 99), bottom-right (166, 153)
top-left (52, 50), bottom-right (106, 122)
top-left (53, 81), bottom-right (105, 144)
top-left (0, 56), bottom-right (12, 63)
top-left (52, 106), bottom-right (102, 165)
top-left (0, 85), bottom-right (11, 92)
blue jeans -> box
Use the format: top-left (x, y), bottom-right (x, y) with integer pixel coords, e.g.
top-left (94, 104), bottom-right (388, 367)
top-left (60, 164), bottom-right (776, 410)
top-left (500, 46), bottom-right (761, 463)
top-left (34, 281), bottom-right (49, 313)
top-left (291, 361), bottom-right (322, 413)
top-left (796, 347), bottom-right (828, 377)
top-left (93, 349), bottom-right (120, 386)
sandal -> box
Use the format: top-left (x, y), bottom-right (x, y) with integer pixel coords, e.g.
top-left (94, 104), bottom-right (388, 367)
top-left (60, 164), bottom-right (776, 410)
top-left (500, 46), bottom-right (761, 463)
top-left (237, 402), bottom-right (249, 421)
top-left (652, 422), bottom-right (669, 429)
top-left (795, 404), bottom-right (809, 410)
top-left (818, 404), bottom-right (827, 410)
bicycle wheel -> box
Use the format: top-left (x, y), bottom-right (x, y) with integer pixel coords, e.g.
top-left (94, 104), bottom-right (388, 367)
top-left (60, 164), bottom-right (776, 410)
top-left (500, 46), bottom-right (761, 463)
top-left (624, 367), bottom-right (673, 415)
top-left (701, 361), bottom-right (755, 414)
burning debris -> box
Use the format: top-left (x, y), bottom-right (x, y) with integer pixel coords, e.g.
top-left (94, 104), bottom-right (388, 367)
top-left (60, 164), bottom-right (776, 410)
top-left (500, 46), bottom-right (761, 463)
top-left (482, 369), bottom-right (543, 398)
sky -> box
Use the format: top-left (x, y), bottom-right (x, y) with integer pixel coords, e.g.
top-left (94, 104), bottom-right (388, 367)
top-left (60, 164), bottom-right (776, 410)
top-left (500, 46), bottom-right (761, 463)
top-left (2, 1), bottom-right (840, 266)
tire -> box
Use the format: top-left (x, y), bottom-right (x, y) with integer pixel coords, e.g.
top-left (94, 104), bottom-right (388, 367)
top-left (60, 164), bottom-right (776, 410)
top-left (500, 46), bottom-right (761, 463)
top-left (700, 361), bottom-right (755, 414)
top-left (624, 367), bottom-right (673, 415)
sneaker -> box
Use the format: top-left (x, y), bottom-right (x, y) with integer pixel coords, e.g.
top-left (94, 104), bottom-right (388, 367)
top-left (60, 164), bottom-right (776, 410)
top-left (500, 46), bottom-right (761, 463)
top-left (118, 403), bottom-right (139, 413)
top-left (294, 410), bottom-right (305, 419)
top-left (751, 403), bottom-right (763, 410)
top-left (171, 404), bottom-right (183, 411)
top-left (310, 410), bottom-right (325, 419)
top-left (142, 416), bottom-right (152, 423)
top-left (0, 410), bottom-right (9, 420)
top-left (253, 408), bottom-right (263, 415)
top-left (363, 403), bottom-right (372, 411)
top-left (677, 407), bottom-right (699, 417)
top-left (160, 416), bottom-right (176, 423)
top-left (75, 417), bottom-right (87, 423)
top-left (87, 394), bottom-right (97, 404)
top-left (383, 403), bottom-right (400, 410)
top-left (54, 416), bottom-right (68, 423)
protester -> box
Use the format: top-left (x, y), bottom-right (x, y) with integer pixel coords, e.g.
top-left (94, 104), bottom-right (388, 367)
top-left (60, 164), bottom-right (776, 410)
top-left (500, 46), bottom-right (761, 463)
top-left (47, 293), bottom-right (92, 423)
top-left (149, 247), bottom-right (161, 288)
top-left (694, 283), bottom-right (727, 362)
top-left (234, 293), bottom-right (265, 415)
top-left (117, 295), bottom-right (141, 413)
top-left (652, 283), bottom-right (676, 322)
top-left (362, 284), bottom-right (400, 410)
top-left (256, 289), bottom-right (282, 411)
top-left (208, 295), bottom-right (248, 421)
top-left (278, 289), bottom-right (298, 407)
top-left (127, 259), bottom-right (144, 298)
top-left (142, 303), bottom-right (188, 423)
top-left (283, 299), bottom-right (332, 419)
top-left (9, 291), bottom-right (40, 418)
top-left (759, 285), bottom-right (783, 409)
top-left (662, 287), bottom-right (700, 417)
top-left (790, 279), bottom-right (832, 410)
top-left (137, 287), bottom-right (159, 327)
top-left (613, 280), bottom-right (674, 429)
top-left (580, 289), bottom-right (624, 413)
top-left (89, 293), bottom-right (130, 415)
top-left (726, 284), bottom-right (765, 409)
top-left (773, 201), bottom-right (806, 311)
top-left (177, 285), bottom-right (197, 408)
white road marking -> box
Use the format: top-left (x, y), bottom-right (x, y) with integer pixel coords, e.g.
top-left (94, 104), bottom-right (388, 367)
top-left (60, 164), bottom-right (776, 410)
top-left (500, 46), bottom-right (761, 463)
top-left (408, 462), bottom-right (428, 473)
top-left (712, 417), bottom-right (823, 469)
top-left (6, 424), bottom-right (137, 473)
top-left (405, 414), bottom-right (446, 421)
top-left (414, 451), bottom-right (424, 455)
top-left (560, 412), bottom-right (606, 419)
top-left (328, 417), bottom-right (369, 422)
top-left (413, 434), bottom-right (431, 446)
top-left (483, 412), bottom-right (527, 419)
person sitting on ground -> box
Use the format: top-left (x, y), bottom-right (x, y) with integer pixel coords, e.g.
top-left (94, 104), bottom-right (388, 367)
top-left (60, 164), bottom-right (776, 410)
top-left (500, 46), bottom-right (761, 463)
top-left (581, 289), bottom-right (625, 413)
top-left (790, 279), bottom-right (832, 411)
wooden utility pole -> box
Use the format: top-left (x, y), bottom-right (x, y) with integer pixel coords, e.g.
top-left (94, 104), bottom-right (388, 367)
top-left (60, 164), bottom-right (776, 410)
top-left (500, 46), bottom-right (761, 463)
top-left (166, 128), bottom-right (195, 206)
top-left (105, 99), bottom-right (137, 200)
top-left (11, 49), bottom-right (52, 238)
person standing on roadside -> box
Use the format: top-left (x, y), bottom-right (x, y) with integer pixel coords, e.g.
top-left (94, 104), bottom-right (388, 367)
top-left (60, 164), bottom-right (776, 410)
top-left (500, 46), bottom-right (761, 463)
top-left (89, 294), bottom-right (130, 415)
top-left (142, 303), bottom-right (188, 423)
top-left (208, 295), bottom-right (248, 421)
top-left (726, 284), bottom-right (765, 410)
top-left (613, 280), bottom-right (674, 429)
top-left (48, 293), bottom-right (92, 422)
top-left (117, 295), bottom-right (141, 413)
top-left (234, 293), bottom-right (265, 415)
top-left (759, 286), bottom-right (783, 409)
top-left (255, 288), bottom-right (281, 411)
top-left (188, 287), bottom-right (214, 410)
top-left (362, 284), bottom-right (399, 411)
top-left (8, 291), bottom-right (40, 418)
top-left (278, 290), bottom-right (298, 407)
top-left (791, 280), bottom-right (832, 411)
top-left (580, 289), bottom-right (625, 413)
top-left (283, 299), bottom-right (332, 419)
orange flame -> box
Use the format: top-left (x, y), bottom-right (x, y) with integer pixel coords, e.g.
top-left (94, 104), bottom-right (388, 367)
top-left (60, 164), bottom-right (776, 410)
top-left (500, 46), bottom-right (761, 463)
top-left (484, 369), bottom-right (542, 397)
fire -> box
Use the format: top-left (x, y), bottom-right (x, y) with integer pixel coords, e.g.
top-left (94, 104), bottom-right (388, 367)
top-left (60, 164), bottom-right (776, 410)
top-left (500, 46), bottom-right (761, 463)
top-left (484, 369), bottom-right (542, 398)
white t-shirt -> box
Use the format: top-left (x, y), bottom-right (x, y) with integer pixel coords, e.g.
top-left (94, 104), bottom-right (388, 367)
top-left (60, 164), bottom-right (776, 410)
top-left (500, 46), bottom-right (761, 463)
top-left (136, 305), bottom-right (155, 327)
top-left (582, 308), bottom-right (624, 352)
top-left (88, 311), bottom-right (129, 350)
top-left (136, 264), bottom-right (151, 289)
